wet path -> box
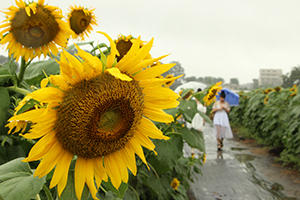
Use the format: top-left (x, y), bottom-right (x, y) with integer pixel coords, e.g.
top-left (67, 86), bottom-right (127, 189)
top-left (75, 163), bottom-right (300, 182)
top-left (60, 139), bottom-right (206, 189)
top-left (187, 125), bottom-right (294, 200)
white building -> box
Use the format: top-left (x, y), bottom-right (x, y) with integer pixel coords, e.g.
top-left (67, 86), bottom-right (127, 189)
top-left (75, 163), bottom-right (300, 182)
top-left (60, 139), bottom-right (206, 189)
top-left (259, 69), bottom-right (283, 86)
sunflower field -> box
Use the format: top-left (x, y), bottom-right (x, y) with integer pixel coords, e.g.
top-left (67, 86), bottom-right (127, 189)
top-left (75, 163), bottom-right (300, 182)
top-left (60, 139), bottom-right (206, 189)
top-left (0, 1), bottom-right (216, 199)
top-left (229, 86), bottom-right (300, 169)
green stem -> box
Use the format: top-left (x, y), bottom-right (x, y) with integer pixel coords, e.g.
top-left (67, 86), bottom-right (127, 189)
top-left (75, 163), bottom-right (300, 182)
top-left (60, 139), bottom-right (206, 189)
top-left (148, 163), bottom-right (159, 179)
top-left (17, 58), bottom-right (32, 87)
top-left (129, 185), bottom-right (140, 200)
top-left (35, 194), bottom-right (41, 200)
top-left (165, 132), bottom-right (182, 136)
top-left (43, 185), bottom-right (53, 200)
top-left (6, 86), bottom-right (30, 96)
top-left (99, 185), bottom-right (107, 193)
top-left (1, 136), bottom-right (9, 146)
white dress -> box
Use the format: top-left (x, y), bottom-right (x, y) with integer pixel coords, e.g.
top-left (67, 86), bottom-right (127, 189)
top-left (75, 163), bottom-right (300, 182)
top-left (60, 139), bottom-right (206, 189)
top-left (186, 102), bottom-right (206, 130)
top-left (213, 101), bottom-right (233, 139)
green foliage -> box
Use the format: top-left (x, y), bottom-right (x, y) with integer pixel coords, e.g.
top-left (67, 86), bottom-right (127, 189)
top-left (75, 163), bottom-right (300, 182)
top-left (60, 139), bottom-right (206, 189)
top-left (0, 158), bottom-right (46, 200)
top-left (230, 87), bottom-right (300, 169)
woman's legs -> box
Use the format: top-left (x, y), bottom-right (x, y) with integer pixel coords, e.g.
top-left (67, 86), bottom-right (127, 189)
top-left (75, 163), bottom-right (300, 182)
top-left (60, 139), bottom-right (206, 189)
top-left (215, 125), bottom-right (221, 150)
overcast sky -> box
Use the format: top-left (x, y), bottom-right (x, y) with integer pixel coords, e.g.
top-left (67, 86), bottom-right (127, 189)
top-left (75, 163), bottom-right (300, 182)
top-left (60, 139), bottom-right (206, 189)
top-left (1, 0), bottom-right (300, 84)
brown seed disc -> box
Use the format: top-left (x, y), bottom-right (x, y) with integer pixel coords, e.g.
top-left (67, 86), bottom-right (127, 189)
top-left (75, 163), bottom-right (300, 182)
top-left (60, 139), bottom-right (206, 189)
top-left (55, 72), bottom-right (144, 158)
top-left (69, 10), bottom-right (91, 35)
top-left (11, 6), bottom-right (59, 48)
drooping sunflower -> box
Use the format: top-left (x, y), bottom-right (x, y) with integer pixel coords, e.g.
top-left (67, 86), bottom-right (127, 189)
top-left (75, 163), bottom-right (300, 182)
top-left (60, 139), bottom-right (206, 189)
top-left (0, 0), bottom-right (70, 62)
top-left (171, 178), bottom-right (180, 190)
top-left (114, 34), bottom-right (152, 62)
top-left (7, 32), bottom-right (181, 200)
top-left (203, 81), bottom-right (222, 105)
top-left (264, 96), bottom-right (269, 104)
top-left (67, 5), bottom-right (97, 41)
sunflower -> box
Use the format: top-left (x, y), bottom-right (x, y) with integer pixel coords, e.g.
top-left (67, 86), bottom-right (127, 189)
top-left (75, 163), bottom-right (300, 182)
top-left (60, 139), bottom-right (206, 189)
top-left (203, 81), bottom-right (222, 105)
top-left (202, 154), bottom-right (206, 164)
top-left (264, 96), bottom-right (269, 104)
top-left (274, 86), bottom-right (281, 92)
top-left (290, 92), bottom-right (296, 97)
top-left (165, 74), bottom-right (175, 87)
top-left (0, 0), bottom-right (70, 62)
top-left (171, 178), bottom-right (180, 190)
top-left (67, 5), bottom-right (97, 41)
top-left (114, 34), bottom-right (152, 62)
top-left (7, 32), bottom-right (181, 200)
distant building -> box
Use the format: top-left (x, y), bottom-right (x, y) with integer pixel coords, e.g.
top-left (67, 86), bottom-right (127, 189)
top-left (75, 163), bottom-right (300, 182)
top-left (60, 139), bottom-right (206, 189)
top-left (259, 69), bottom-right (283, 86)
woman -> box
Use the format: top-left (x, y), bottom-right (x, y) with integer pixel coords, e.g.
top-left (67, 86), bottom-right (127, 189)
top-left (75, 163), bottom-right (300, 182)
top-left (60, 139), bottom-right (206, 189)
top-left (212, 90), bottom-right (233, 151)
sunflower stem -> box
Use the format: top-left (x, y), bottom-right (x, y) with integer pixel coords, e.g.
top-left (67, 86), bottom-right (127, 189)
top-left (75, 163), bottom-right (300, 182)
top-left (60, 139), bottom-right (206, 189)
top-left (148, 163), bottom-right (159, 179)
top-left (129, 185), bottom-right (140, 200)
top-left (35, 194), bottom-right (41, 200)
top-left (99, 185), bottom-right (107, 193)
top-left (6, 86), bottom-right (30, 96)
top-left (17, 58), bottom-right (32, 87)
top-left (42, 184), bottom-right (53, 200)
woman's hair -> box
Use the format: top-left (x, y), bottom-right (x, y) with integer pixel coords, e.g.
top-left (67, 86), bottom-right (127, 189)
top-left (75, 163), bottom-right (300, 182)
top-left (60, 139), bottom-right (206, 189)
top-left (220, 91), bottom-right (226, 98)
top-left (197, 88), bottom-right (202, 92)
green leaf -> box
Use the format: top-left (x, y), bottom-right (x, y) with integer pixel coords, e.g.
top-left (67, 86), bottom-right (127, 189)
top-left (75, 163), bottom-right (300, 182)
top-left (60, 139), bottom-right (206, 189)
top-left (146, 174), bottom-right (170, 200)
top-left (102, 178), bottom-right (128, 198)
top-left (0, 157), bottom-right (46, 200)
top-left (16, 98), bottom-right (40, 115)
top-left (7, 145), bottom-right (26, 161)
top-left (198, 110), bottom-right (213, 125)
top-left (153, 135), bottom-right (183, 169)
top-left (103, 191), bottom-right (122, 200)
top-left (0, 87), bottom-right (10, 127)
top-left (59, 169), bottom-right (90, 200)
top-left (90, 43), bottom-right (109, 54)
top-left (23, 60), bottom-right (60, 86)
top-left (181, 127), bottom-right (205, 152)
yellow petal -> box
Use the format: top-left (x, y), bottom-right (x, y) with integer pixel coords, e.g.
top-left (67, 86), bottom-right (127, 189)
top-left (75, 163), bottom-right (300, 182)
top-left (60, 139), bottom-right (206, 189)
top-left (127, 139), bottom-right (149, 169)
top-left (104, 153), bottom-right (122, 189)
top-left (23, 132), bottom-right (56, 162)
top-left (119, 147), bottom-right (137, 175)
top-left (137, 117), bottom-right (169, 140)
top-left (49, 75), bottom-right (69, 91)
top-left (75, 157), bottom-right (86, 200)
top-left (105, 68), bottom-right (132, 81)
top-left (134, 63), bottom-right (175, 81)
top-left (144, 107), bottom-right (174, 123)
top-left (49, 150), bottom-right (73, 190)
top-left (145, 100), bottom-right (179, 110)
top-left (85, 159), bottom-right (98, 200)
top-left (97, 31), bottom-right (119, 68)
top-left (29, 87), bottom-right (64, 103)
top-left (132, 131), bottom-right (155, 151)
top-left (143, 87), bottom-right (180, 101)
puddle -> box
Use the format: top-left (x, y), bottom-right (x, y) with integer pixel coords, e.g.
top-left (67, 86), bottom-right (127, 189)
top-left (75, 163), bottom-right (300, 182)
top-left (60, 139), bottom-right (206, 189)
top-left (231, 147), bottom-right (249, 151)
top-left (234, 153), bottom-right (256, 162)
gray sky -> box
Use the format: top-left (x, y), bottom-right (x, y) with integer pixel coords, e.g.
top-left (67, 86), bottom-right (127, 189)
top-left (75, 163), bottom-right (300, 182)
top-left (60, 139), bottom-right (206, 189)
top-left (1, 0), bottom-right (300, 84)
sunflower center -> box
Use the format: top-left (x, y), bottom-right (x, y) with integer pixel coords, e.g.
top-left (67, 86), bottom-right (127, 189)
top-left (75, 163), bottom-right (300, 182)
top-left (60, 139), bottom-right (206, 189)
top-left (55, 72), bottom-right (144, 158)
top-left (116, 40), bottom-right (133, 62)
top-left (10, 6), bottom-right (59, 48)
top-left (70, 10), bottom-right (91, 34)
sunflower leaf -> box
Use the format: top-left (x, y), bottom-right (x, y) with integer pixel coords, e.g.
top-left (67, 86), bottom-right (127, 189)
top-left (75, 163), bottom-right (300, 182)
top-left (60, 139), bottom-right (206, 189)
top-left (181, 127), bottom-right (205, 152)
top-left (23, 60), bottom-right (60, 86)
top-left (153, 135), bottom-right (183, 170)
top-left (0, 157), bottom-right (46, 200)
top-left (102, 178), bottom-right (128, 198)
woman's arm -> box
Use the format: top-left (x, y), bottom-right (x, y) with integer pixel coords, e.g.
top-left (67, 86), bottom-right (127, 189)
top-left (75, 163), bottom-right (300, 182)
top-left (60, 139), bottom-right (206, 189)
top-left (222, 102), bottom-right (230, 113)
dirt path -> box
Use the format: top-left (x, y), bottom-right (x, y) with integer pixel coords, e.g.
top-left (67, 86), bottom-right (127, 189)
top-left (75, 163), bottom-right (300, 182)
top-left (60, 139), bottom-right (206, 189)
top-left (187, 124), bottom-right (300, 200)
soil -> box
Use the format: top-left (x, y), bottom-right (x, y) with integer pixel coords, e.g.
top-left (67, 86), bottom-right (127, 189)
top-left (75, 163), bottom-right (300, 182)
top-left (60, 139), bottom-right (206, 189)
top-left (231, 127), bottom-right (300, 199)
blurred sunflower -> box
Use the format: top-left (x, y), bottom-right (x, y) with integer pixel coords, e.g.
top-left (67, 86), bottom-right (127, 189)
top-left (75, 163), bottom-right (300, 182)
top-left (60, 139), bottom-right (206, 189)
top-left (114, 34), bottom-right (152, 62)
top-left (171, 178), bottom-right (180, 190)
top-left (7, 32), bottom-right (181, 200)
top-left (0, 0), bottom-right (70, 61)
top-left (67, 5), bottom-right (97, 41)
top-left (274, 86), bottom-right (281, 92)
top-left (264, 96), bottom-right (269, 104)
top-left (290, 92), bottom-right (296, 97)
top-left (203, 81), bottom-right (222, 105)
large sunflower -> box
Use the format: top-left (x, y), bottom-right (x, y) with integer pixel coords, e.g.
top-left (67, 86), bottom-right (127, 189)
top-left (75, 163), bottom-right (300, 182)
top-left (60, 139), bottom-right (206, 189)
top-left (203, 81), bottom-right (222, 105)
top-left (0, 0), bottom-right (70, 62)
top-left (67, 5), bottom-right (97, 41)
top-left (7, 32), bottom-right (181, 199)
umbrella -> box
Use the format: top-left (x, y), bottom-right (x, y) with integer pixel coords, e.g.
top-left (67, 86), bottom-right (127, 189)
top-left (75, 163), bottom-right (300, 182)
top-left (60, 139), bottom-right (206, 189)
top-left (216, 88), bottom-right (239, 106)
top-left (174, 81), bottom-right (208, 93)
